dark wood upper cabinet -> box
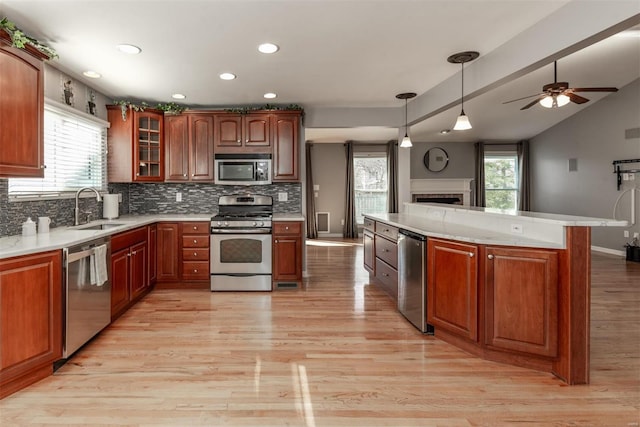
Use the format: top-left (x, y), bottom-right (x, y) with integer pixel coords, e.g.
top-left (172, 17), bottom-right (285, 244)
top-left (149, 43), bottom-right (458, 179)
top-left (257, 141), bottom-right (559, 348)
top-left (107, 106), bottom-right (164, 182)
top-left (165, 113), bottom-right (213, 182)
top-left (0, 32), bottom-right (46, 178)
top-left (272, 112), bottom-right (300, 182)
top-left (214, 113), bottom-right (271, 153)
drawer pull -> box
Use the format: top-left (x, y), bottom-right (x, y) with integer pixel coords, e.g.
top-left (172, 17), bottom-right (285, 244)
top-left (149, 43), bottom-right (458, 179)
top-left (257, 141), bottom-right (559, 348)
top-left (194, 252), bottom-right (197, 256)
top-left (469, 252), bottom-right (474, 258)
top-left (285, 226), bottom-right (289, 230)
top-left (193, 226), bottom-right (197, 230)
top-left (193, 239), bottom-right (197, 243)
top-left (488, 254), bottom-right (494, 260)
top-left (193, 269), bottom-right (198, 273)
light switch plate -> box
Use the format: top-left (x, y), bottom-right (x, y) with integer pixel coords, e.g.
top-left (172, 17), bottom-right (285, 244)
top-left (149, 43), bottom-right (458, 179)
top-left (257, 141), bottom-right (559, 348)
top-left (176, 192), bottom-right (182, 202)
top-left (278, 192), bottom-right (288, 202)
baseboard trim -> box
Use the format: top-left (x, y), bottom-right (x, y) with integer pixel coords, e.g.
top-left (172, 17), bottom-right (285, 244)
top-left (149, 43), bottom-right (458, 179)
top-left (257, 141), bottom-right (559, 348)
top-left (591, 245), bottom-right (625, 257)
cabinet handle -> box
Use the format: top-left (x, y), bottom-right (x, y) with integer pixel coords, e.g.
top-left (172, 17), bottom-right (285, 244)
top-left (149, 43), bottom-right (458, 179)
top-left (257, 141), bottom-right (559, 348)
top-left (488, 254), bottom-right (494, 260)
top-left (193, 239), bottom-right (197, 243)
top-left (194, 269), bottom-right (198, 273)
top-left (194, 252), bottom-right (197, 256)
top-left (193, 226), bottom-right (197, 230)
top-left (41, 164), bottom-right (46, 169)
top-left (136, 173), bottom-right (140, 176)
top-left (183, 174), bottom-right (187, 177)
top-left (285, 226), bottom-right (289, 230)
top-left (132, 250), bottom-right (137, 255)
top-left (383, 273), bottom-right (389, 277)
top-left (192, 174), bottom-right (195, 177)
top-left (275, 239), bottom-right (278, 243)
top-left (237, 139), bottom-right (241, 143)
top-left (127, 253), bottom-right (131, 257)
top-left (469, 252), bottom-right (474, 258)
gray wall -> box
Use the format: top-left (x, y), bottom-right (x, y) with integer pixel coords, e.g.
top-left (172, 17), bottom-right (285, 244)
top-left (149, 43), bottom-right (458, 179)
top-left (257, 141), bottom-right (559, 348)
top-left (531, 78), bottom-right (640, 251)
top-left (310, 143), bottom-right (347, 235)
top-left (410, 141), bottom-right (475, 179)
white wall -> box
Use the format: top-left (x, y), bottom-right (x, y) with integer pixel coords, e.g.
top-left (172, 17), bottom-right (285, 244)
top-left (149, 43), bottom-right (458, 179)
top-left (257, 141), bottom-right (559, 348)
top-left (531, 78), bottom-right (640, 252)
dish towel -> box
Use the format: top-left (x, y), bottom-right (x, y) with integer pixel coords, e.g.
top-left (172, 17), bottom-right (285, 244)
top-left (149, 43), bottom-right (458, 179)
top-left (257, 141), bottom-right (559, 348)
top-left (90, 244), bottom-right (109, 286)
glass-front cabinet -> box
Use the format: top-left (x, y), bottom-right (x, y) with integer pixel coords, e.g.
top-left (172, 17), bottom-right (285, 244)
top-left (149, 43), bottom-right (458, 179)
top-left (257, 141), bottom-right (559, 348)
top-left (107, 106), bottom-right (164, 182)
top-left (135, 113), bottom-right (162, 179)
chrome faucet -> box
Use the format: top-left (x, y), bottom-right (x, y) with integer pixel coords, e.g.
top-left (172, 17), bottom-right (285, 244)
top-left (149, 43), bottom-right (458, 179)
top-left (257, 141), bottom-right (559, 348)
top-left (74, 187), bottom-right (102, 226)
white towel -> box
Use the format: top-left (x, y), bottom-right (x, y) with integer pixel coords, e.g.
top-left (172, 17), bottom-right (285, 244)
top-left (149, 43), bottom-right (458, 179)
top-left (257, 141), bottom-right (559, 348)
top-left (90, 244), bottom-right (109, 287)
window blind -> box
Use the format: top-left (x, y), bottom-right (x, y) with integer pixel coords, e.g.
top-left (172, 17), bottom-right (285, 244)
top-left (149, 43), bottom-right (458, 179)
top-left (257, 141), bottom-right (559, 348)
top-left (9, 103), bottom-right (108, 197)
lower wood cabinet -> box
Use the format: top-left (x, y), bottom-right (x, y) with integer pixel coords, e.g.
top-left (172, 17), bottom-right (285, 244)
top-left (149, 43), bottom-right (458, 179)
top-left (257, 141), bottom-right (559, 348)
top-left (363, 229), bottom-right (374, 273)
top-left (427, 238), bottom-right (478, 342)
top-left (272, 221), bottom-right (303, 287)
top-left (156, 221), bottom-right (210, 287)
top-left (148, 224), bottom-right (157, 285)
top-left (0, 250), bottom-right (62, 399)
top-left (110, 227), bottom-right (149, 320)
top-left (484, 246), bottom-right (559, 357)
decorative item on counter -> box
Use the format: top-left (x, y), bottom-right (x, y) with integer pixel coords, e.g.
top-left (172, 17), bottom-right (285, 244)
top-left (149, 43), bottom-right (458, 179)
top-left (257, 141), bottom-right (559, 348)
top-left (21, 217), bottom-right (36, 237)
top-left (37, 216), bottom-right (51, 233)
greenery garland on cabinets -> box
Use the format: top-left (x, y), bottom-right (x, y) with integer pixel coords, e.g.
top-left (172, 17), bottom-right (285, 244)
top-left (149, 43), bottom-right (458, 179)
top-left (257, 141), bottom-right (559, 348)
top-left (0, 17), bottom-right (58, 59)
top-left (113, 100), bottom-right (187, 121)
top-left (224, 104), bottom-right (304, 114)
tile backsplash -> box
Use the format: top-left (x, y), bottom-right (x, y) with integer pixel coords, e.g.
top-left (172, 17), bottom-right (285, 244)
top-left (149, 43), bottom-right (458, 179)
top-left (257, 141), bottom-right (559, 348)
top-left (0, 179), bottom-right (302, 237)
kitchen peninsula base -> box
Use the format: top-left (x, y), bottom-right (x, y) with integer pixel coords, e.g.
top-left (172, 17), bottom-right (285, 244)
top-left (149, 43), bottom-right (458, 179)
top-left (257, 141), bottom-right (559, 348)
top-left (364, 203), bottom-right (626, 385)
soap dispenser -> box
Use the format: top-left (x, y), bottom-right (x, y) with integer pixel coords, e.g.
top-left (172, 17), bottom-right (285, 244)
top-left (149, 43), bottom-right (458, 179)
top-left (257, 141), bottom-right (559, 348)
top-left (22, 217), bottom-right (37, 237)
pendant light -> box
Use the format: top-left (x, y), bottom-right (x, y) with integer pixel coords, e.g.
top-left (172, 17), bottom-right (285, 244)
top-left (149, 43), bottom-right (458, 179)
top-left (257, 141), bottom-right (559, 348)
top-left (396, 92), bottom-right (416, 148)
top-left (448, 51), bottom-right (479, 130)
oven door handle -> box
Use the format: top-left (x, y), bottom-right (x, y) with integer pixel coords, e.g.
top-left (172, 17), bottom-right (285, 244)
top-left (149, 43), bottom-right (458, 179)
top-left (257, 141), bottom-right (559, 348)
top-left (211, 228), bottom-right (272, 234)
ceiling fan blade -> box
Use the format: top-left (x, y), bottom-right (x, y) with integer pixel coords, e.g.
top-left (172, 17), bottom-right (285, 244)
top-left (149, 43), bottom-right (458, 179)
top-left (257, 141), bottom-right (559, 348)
top-left (568, 92), bottom-right (589, 104)
top-left (571, 87), bottom-right (618, 93)
top-left (520, 95), bottom-right (546, 110)
top-left (502, 93), bottom-right (543, 104)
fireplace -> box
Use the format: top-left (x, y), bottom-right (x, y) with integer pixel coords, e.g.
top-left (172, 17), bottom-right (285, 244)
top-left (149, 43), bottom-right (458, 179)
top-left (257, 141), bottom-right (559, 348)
top-left (412, 193), bottom-right (463, 205)
top-left (410, 179), bottom-right (473, 206)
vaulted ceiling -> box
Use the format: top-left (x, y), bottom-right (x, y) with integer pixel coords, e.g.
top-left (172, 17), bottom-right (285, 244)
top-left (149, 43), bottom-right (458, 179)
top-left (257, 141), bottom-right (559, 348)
top-left (2, 1), bottom-right (639, 142)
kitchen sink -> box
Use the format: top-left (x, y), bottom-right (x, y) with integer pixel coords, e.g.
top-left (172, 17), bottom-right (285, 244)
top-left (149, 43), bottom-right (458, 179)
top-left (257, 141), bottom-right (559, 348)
top-left (77, 223), bottom-right (125, 231)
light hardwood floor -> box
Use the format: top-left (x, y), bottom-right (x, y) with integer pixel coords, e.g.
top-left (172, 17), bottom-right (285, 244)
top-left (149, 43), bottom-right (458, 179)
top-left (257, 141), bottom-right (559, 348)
top-left (1, 239), bottom-right (639, 426)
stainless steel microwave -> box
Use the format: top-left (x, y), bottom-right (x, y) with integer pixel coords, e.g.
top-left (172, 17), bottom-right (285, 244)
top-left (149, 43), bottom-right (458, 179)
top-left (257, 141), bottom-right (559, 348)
top-left (214, 154), bottom-right (272, 185)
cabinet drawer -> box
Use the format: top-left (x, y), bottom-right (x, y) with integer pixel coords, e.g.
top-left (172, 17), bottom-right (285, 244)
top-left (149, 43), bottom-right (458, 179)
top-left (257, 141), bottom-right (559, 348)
top-left (181, 222), bottom-right (210, 235)
top-left (375, 258), bottom-right (398, 300)
top-left (375, 222), bottom-right (398, 241)
top-left (181, 261), bottom-right (209, 280)
top-left (182, 248), bottom-right (209, 261)
top-left (273, 221), bottom-right (302, 235)
top-left (375, 235), bottom-right (398, 268)
top-left (363, 217), bottom-right (375, 231)
top-left (182, 235), bottom-right (209, 248)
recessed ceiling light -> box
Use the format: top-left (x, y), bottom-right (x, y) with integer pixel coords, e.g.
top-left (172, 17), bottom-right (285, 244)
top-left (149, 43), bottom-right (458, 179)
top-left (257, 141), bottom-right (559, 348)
top-left (263, 92), bottom-right (277, 99)
top-left (258, 43), bottom-right (279, 54)
top-left (82, 70), bottom-right (101, 79)
top-left (171, 93), bottom-right (186, 100)
top-left (440, 129), bottom-right (451, 134)
top-left (219, 72), bottom-right (236, 80)
top-left (117, 44), bottom-right (141, 54)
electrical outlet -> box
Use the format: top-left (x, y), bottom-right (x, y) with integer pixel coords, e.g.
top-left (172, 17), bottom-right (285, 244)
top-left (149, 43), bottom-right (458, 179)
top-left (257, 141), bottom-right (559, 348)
top-left (510, 223), bottom-right (523, 234)
top-left (341, 219), bottom-right (345, 225)
top-left (278, 192), bottom-right (288, 202)
top-left (624, 230), bottom-right (630, 238)
top-left (118, 193), bottom-right (122, 203)
top-left (176, 192), bottom-right (182, 202)
top-left (634, 232), bottom-right (640, 239)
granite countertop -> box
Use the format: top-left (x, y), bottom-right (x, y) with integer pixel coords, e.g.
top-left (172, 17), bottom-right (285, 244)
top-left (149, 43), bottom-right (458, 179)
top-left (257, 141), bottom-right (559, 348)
top-left (0, 213), bottom-right (306, 260)
top-left (0, 214), bottom-right (210, 260)
top-left (367, 213), bottom-right (565, 249)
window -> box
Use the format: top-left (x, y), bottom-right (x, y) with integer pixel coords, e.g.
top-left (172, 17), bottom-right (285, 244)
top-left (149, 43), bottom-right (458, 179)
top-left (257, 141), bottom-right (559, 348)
top-left (354, 153), bottom-right (387, 224)
top-left (9, 103), bottom-right (108, 198)
top-left (484, 153), bottom-right (519, 211)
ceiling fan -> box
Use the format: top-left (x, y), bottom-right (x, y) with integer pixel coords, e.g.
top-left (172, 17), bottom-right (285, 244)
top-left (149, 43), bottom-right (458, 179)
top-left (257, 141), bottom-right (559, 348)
top-left (503, 61), bottom-right (618, 110)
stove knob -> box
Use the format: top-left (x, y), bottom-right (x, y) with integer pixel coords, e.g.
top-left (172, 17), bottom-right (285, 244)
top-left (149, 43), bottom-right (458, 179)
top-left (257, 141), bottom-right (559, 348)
top-left (256, 221), bottom-right (263, 227)
top-left (224, 221), bottom-right (229, 227)
top-left (217, 221), bottom-right (222, 227)
top-left (252, 221), bottom-right (257, 226)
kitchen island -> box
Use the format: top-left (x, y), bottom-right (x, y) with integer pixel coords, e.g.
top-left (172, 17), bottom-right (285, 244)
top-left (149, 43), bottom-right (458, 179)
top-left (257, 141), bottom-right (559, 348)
top-left (364, 203), bottom-right (627, 385)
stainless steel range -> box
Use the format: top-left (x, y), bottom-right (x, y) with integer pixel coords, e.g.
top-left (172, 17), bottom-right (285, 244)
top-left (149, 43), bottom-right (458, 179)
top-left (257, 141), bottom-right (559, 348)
top-left (210, 194), bottom-right (273, 291)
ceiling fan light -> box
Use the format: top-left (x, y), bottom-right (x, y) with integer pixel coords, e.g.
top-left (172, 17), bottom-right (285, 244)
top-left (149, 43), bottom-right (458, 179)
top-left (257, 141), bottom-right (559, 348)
top-left (400, 134), bottom-right (413, 148)
top-left (539, 95), bottom-right (554, 108)
top-left (453, 111), bottom-right (472, 130)
top-left (557, 94), bottom-right (570, 107)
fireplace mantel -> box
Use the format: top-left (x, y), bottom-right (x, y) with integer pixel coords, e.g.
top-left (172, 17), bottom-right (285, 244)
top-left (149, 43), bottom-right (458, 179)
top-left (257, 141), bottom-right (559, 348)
top-left (410, 179), bottom-right (473, 206)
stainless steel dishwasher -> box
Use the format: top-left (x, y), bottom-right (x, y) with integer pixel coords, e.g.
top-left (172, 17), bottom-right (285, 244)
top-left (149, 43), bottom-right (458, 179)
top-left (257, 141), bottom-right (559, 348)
top-left (398, 229), bottom-right (433, 334)
top-left (63, 237), bottom-right (112, 358)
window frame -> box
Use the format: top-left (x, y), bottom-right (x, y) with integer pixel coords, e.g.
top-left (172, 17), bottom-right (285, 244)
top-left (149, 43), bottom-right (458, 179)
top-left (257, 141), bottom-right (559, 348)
top-left (483, 151), bottom-right (519, 211)
top-left (353, 151), bottom-right (388, 225)
top-left (8, 99), bottom-right (110, 202)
